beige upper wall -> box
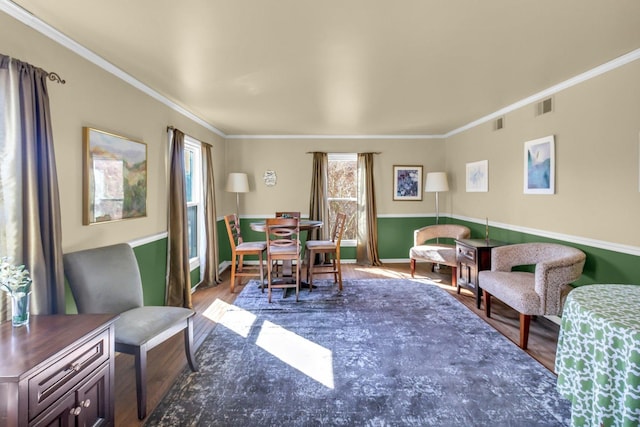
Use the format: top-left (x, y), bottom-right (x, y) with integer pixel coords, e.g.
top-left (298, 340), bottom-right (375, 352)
top-left (445, 60), bottom-right (640, 247)
top-left (223, 138), bottom-right (446, 217)
top-left (1, 13), bottom-right (225, 252)
top-left (3, 10), bottom-right (639, 251)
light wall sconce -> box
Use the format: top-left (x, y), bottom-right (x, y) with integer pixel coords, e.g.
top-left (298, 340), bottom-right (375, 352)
top-left (225, 172), bottom-right (249, 215)
top-left (425, 172), bottom-right (449, 224)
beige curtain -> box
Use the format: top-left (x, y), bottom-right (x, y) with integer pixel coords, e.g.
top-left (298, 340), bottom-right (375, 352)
top-left (356, 153), bottom-right (382, 266)
top-left (0, 54), bottom-right (65, 321)
top-left (166, 128), bottom-right (192, 308)
top-left (308, 152), bottom-right (328, 241)
top-left (198, 143), bottom-right (221, 287)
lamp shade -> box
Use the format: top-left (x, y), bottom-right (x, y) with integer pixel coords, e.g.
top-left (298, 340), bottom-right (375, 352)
top-left (425, 172), bottom-right (449, 192)
top-left (225, 172), bottom-right (249, 193)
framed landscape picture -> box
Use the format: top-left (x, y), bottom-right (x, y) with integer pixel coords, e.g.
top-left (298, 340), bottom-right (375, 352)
top-left (393, 165), bottom-right (423, 201)
top-left (83, 127), bottom-right (147, 225)
top-left (524, 135), bottom-right (555, 195)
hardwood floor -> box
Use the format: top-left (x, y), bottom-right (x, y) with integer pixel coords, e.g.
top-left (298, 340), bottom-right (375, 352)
top-left (117, 263), bottom-right (560, 426)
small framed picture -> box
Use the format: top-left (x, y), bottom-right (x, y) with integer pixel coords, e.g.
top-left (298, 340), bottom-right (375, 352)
top-left (524, 135), bottom-right (555, 194)
top-left (393, 165), bottom-right (423, 201)
top-left (466, 160), bottom-right (488, 192)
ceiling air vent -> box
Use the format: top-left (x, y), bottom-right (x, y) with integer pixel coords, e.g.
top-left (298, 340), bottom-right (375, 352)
top-left (536, 97), bottom-right (553, 116)
top-left (494, 117), bottom-right (504, 131)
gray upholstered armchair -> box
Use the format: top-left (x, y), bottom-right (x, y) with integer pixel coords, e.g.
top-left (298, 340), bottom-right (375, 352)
top-left (479, 242), bottom-right (586, 350)
top-left (63, 243), bottom-right (198, 420)
top-left (410, 224), bottom-right (470, 285)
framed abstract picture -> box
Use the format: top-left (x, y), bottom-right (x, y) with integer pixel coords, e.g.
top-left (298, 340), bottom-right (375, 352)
top-left (393, 165), bottom-right (423, 201)
top-left (524, 135), bottom-right (555, 194)
top-left (466, 160), bottom-right (488, 192)
top-left (83, 127), bottom-right (148, 224)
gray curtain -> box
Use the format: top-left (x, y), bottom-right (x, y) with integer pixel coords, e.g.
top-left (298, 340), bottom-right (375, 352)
top-left (0, 54), bottom-right (65, 320)
top-left (199, 143), bottom-right (221, 287)
top-left (356, 153), bottom-right (382, 266)
top-left (308, 152), bottom-right (328, 241)
top-left (167, 128), bottom-right (192, 308)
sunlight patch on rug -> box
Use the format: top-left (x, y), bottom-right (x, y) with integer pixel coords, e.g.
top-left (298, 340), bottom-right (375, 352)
top-left (256, 320), bottom-right (335, 389)
top-left (202, 298), bottom-right (257, 338)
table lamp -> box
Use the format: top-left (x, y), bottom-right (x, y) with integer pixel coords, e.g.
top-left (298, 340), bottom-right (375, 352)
top-left (225, 172), bottom-right (249, 215)
top-left (425, 172), bottom-right (449, 224)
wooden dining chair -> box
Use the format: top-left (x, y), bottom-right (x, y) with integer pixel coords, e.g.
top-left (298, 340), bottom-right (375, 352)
top-left (224, 213), bottom-right (267, 293)
top-left (305, 212), bottom-right (346, 291)
top-left (265, 217), bottom-right (301, 302)
top-left (272, 212), bottom-right (301, 274)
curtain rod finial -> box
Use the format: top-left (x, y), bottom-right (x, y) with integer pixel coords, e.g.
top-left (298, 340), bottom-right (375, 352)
top-left (46, 72), bottom-right (65, 84)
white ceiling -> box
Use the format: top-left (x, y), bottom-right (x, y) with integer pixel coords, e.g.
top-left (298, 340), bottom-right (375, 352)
top-left (6, 0), bottom-right (640, 137)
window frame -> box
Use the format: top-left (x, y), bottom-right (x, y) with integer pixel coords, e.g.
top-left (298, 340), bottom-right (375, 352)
top-left (184, 136), bottom-right (203, 270)
top-left (327, 152), bottom-right (357, 247)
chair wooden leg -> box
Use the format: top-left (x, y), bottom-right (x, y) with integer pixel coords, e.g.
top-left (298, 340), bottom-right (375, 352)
top-left (258, 251), bottom-right (265, 293)
top-left (308, 250), bottom-right (315, 288)
top-left (451, 266), bottom-right (457, 287)
top-left (267, 263), bottom-right (273, 303)
top-left (230, 254), bottom-right (237, 293)
top-left (520, 313), bottom-right (531, 350)
top-left (134, 347), bottom-right (147, 420)
top-left (336, 257), bottom-right (343, 291)
top-left (410, 258), bottom-right (416, 278)
top-left (184, 317), bottom-right (199, 372)
top-left (484, 290), bottom-right (491, 318)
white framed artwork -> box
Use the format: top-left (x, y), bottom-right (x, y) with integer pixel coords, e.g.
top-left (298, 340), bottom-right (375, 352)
top-left (524, 135), bottom-right (555, 195)
top-left (466, 160), bottom-right (488, 192)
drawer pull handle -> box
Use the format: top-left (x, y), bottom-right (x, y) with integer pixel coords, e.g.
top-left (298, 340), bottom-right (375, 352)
top-left (70, 362), bottom-right (82, 372)
top-left (82, 399), bottom-right (91, 408)
top-left (70, 406), bottom-right (82, 416)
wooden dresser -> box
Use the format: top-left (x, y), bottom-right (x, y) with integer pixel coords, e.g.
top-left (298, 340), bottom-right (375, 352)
top-left (0, 314), bottom-right (117, 427)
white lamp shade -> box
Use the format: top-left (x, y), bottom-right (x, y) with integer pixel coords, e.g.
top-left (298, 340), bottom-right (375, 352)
top-left (425, 172), bottom-right (449, 192)
top-left (225, 172), bottom-right (249, 193)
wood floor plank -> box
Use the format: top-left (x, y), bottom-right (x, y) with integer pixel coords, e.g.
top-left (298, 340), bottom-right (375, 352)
top-left (116, 263), bottom-right (559, 426)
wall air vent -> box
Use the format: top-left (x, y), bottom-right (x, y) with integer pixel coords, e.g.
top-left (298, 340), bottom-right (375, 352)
top-left (536, 97), bottom-right (553, 116)
top-left (494, 117), bottom-right (504, 131)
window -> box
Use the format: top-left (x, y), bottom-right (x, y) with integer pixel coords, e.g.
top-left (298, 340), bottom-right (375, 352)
top-left (327, 153), bottom-right (357, 244)
top-left (184, 137), bottom-right (202, 264)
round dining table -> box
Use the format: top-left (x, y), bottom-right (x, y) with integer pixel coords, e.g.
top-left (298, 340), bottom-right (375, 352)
top-left (555, 284), bottom-right (640, 427)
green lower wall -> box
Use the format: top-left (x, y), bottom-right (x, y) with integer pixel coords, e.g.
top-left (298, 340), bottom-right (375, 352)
top-left (217, 216), bottom-right (640, 286)
top-left (69, 216), bottom-right (636, 313)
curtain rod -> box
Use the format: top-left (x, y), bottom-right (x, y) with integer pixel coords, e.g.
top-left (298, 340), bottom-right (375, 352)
top-left (46, 71), bottom-right (65, 84)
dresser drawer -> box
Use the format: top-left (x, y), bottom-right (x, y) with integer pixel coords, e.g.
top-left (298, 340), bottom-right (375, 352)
top-left (28, 327), bottom-right (111, 421)
top-left (457, 245), bottom-right (476, 263)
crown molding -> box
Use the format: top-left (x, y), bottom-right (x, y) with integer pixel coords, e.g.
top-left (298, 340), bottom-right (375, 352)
top-left (226, 134), bottom-right (445, 140)
top-left (0, 0), bottom-right (227, 138)
top-left (3, 0), bottom-right (639, 141)
top-left (445, 47), bottom-right (640, 138)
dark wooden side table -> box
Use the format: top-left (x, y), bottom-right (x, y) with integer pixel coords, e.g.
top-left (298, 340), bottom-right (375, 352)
top-left (0, 314), bottom-right (117, 427)
top-left (456, 239), bottom-right (505, 309)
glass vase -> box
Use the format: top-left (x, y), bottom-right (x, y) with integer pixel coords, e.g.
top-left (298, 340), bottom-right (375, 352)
top-left (11, 291), bottom-right (31, 327)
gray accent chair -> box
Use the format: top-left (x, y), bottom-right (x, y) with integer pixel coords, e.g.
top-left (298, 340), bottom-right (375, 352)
top-left (409, 224), bottom-right (471, 286)
top-left (63, 243), bottom-right (198, 420)
top-left (479, 242), bottom-right (586, 350)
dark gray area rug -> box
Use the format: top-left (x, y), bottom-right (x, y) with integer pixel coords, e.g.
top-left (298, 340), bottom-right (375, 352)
top-left (146, 278), bottom-right (570, 426)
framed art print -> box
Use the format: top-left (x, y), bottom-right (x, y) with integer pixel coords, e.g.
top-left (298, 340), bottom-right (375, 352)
top-left (393, 165), bottom-right (423, 201)
top-left (466, 160), bottom-right (488, 192)
top-left (524, 135), bottom-right (555, 194)
top-left (83, 127), bottom-right (147, 224)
